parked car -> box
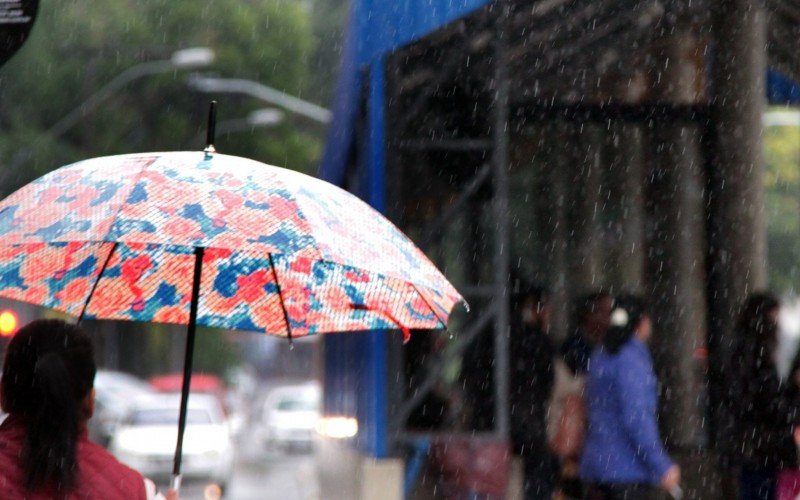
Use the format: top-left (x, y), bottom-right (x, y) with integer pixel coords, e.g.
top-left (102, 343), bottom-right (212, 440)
top-left (149, 373), bottom-right (228, 413)
top-left (148, 371), bottom-right (250, 440)
top-left (90, 370), bottom-right (156, 447)
top-left (260, 383), bottom-right (321, 453)
top-left (109, 393), bottom-right (234, 491)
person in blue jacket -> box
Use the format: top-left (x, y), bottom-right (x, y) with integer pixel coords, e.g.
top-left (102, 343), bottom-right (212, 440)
top-left (579, 294), bottom-right (681, 499)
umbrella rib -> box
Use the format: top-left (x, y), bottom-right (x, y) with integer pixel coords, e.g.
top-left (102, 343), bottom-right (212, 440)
top-left (101, 157), bottom-right (151, 242)
top-left (77, 241), bottom-right (119, 324)
top-left (411, 283), bottom-right (449, 330)
top-left (267, 253), bottom-right (293, 344)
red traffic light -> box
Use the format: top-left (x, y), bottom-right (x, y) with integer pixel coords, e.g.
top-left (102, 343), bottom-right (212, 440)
top-left (0, 310), bottom-right (18, 337)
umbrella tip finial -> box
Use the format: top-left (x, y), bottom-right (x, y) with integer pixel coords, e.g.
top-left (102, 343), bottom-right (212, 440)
top-left (204, 100), bottom-right (217, 156)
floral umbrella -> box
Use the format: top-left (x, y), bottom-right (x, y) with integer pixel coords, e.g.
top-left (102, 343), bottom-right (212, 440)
top-left (0, 150), bottom-right (462, 487)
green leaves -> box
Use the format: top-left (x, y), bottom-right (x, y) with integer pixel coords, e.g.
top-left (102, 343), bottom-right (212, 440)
top-left (764, 115), bottom-right (800, 293)
top-left (0, 0), bottom-right (328, 197)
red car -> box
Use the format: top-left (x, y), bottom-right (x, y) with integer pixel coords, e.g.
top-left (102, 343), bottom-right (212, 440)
top-left (148, 373), bottom-right (228, 414)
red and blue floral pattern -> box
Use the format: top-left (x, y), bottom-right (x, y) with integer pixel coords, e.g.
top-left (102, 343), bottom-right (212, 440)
top-left (0, 152), bottom-right (462, 338)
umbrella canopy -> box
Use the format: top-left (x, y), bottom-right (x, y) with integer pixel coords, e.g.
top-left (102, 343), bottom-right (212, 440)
top-left (0, 151), bottom-right (462, 340)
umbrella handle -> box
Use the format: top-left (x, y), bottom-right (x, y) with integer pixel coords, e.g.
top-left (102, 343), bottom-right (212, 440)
top-left (170, 474), bottom-right (182, 494)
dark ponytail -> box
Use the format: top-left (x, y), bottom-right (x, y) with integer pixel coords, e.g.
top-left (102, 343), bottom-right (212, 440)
top-left (736, 292), bottom-right (779, 353)
top-left (1, 319), bottom-right (96, 492)
top-left (603, 294), bottom-right (649, 354)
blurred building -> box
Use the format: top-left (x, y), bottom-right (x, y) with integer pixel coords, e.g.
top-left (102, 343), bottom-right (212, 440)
top-left (317, 1), bottom-right (800, 498)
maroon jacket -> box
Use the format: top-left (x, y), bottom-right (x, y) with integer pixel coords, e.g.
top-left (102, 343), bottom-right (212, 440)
top-left (0, 415), bottom-right (146, 499)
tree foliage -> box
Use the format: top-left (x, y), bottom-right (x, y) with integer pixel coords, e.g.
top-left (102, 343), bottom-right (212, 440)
top-left (764, 114), bottom-right (800, 294)
top-left (0, 0), bottom-right (328, 198)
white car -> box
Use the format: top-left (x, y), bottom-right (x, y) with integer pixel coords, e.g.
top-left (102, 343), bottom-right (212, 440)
top-left (109, 394), bottom-right (234, 490)
top-left (261, 383), bottom-right (321, 452)
top-left (91, 370), bottom-right (156, 447)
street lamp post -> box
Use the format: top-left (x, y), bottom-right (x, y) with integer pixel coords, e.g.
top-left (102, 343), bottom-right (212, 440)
top-left (187, 75), bottom-right (331, 124)
top-left (5, 48), bottom-right (215, 177)
top-left (47, 47), bottom-right (215, 140)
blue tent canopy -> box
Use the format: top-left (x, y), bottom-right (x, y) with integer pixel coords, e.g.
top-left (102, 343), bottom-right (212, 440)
top-left (320, 1), bottom-right (800, 188)
top-left (768, 69), bottom-right (800, 105)
top-left (318, 0), bottom-right (491, 459)
top-left (319, 0), bottom-right (490, 187)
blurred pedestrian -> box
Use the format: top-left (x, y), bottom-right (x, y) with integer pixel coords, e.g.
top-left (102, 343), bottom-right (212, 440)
top-left (579, 294), bottom-right (680, 500)
top-left (732, 293), bottom-right (796, 500)
top-left (461, 323), bottom-right (497, 432)
top-left (551, 292), bottom-right (612, 499)
top-left (561, 292), bottom-right (613, 376)
top-left (509, 286), bottom-right (557, 500)
top-left (0, 319), bottom-right (176, 500)
top-left (777, 342), bottom-right (800, 500)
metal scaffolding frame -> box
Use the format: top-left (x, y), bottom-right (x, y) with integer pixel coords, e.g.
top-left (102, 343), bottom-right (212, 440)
top-left (341, 7), bottom-right (798, 496)
top-left (385, 0), bottom-right (721, 445)
top-left (389, 103), bottom-right (715, 445)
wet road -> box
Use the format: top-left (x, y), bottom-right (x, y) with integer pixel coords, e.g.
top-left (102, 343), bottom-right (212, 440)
top-left (165, 440), bottom-right (318, 499)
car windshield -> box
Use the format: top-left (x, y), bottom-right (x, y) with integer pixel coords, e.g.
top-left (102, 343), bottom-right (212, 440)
top-left (277, 398), bottom-right (318, 412)
top-left (129, 408), bottom-right (212, 426)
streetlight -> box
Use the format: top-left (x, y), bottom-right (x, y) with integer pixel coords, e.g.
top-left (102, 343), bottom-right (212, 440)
top-left (5, 48), bottom-right (215, 178)
top-left (186, 75), bottom-right (331, 124)
top-left (47, 47), bottom-right (215, 139)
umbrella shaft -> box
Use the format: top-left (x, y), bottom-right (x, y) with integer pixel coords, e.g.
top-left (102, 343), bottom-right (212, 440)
top-left (172, 247), bottom-right (205, 479)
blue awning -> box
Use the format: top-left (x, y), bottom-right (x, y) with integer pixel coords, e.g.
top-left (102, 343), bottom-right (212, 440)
top-left (768, 69), bottom-right (800, 105)
top-left (319, 0), bottom-right (490, 186)
top-left (318, 3), bottom-right (360, 186)
top-left (320, 2), bottom-right (800, 187)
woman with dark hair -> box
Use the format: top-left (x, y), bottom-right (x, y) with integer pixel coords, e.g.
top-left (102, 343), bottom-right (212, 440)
top-left (0, 319), bottom-right (175, 499)
top-left (731, 293), bottom-right (796, 500)
top-left (579, 294), bottom-right (680, 499)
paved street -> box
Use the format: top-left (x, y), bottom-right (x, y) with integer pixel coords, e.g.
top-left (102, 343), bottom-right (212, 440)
top-left (164, 438), bottom-right (318, 499)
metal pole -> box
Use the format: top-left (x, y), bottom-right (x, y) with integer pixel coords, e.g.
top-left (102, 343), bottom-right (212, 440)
top-left (610, 120), bottom-right (645, 293)
top-left (491, 0), bottom-right (511, 440)
top-left (8, 60), bottom-right (172, 173)
top-left (567, 123), bottom-right (603, 295)
top-left (187, 76), bottom-right (332, 124)
top-left (542, 121), bottom-right (570, 342)
top-left (648, 32), bottom-right (708, 450)
top-left (708, 1), bottom-right (767, 485)
top-left (171, 246), bottom-right (205, 491)
top-left (419, 163), bottom-right (492, 248)
top-left (49, 60), bottom-right (174, 140)
top-left (391, 303), bottom-right (498, 432)
top-left (204, 101), bottom-right (217, 153)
